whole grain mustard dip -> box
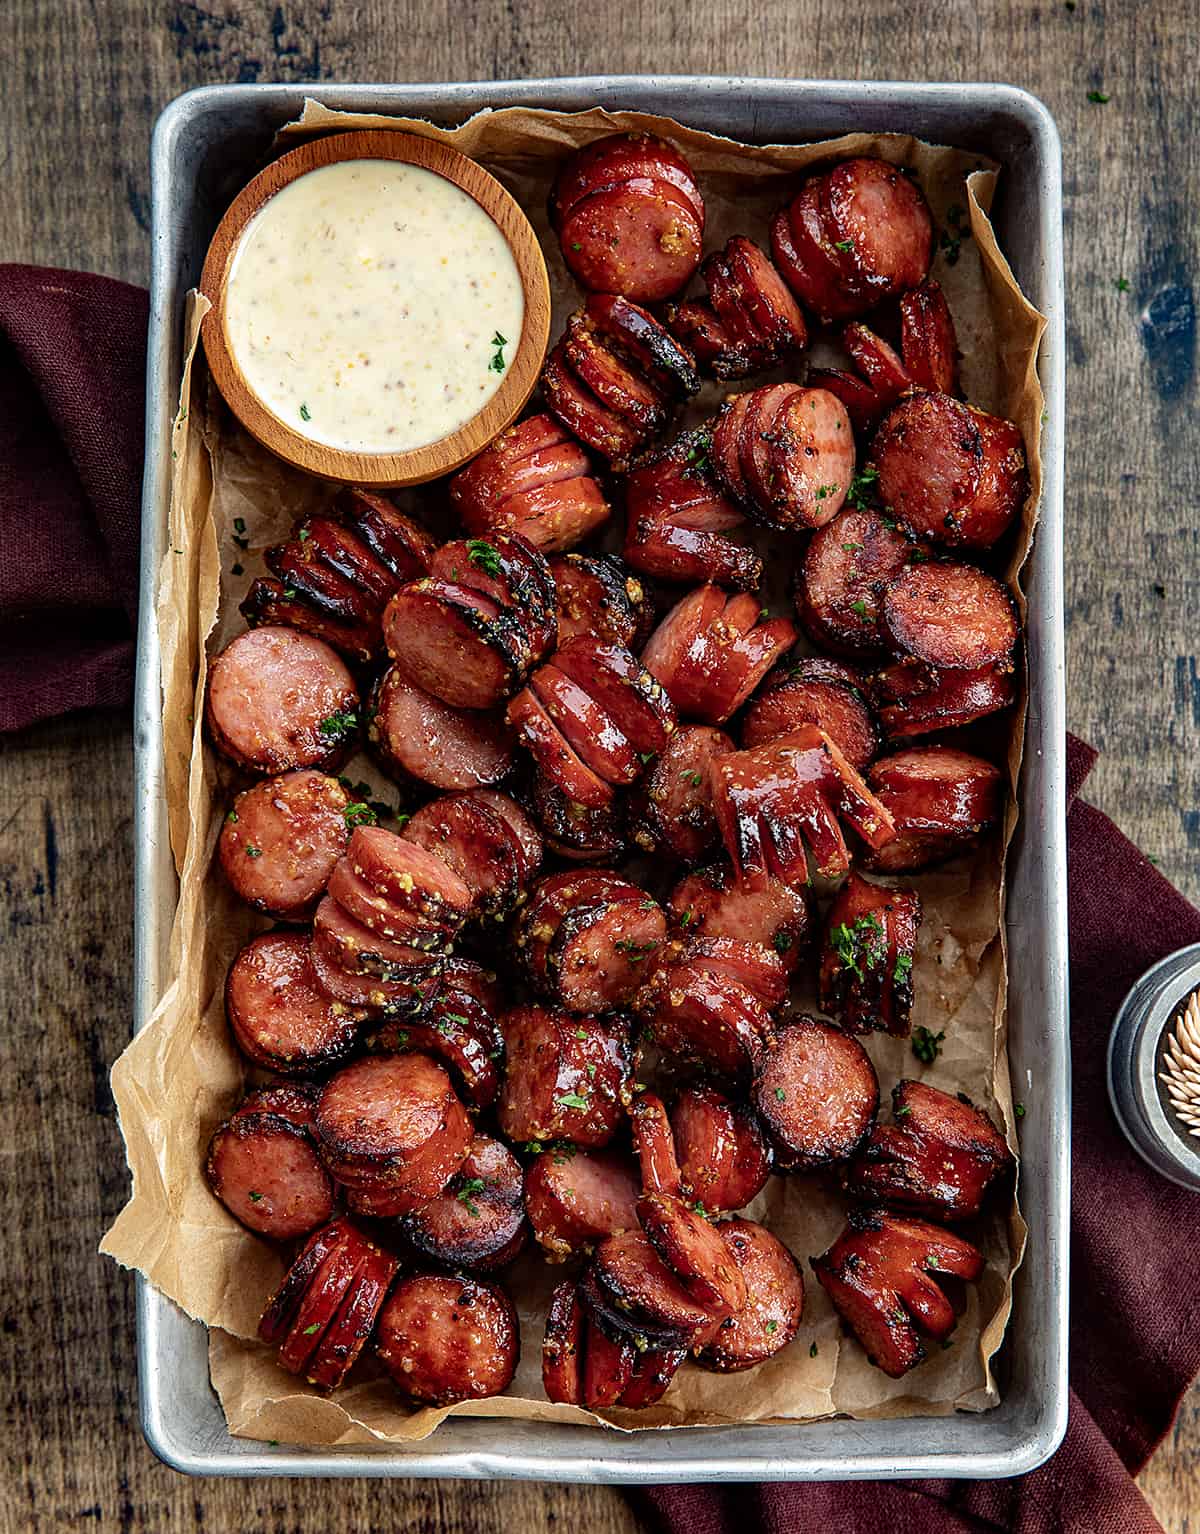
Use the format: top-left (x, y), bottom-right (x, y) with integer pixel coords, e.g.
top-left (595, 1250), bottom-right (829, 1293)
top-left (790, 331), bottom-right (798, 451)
top-left (224, 158), bottom-right (525, 454)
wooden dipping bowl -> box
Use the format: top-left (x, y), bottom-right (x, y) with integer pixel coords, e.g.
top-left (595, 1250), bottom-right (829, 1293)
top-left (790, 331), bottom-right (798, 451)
top-left (199, 130), bottom-right (551, 487)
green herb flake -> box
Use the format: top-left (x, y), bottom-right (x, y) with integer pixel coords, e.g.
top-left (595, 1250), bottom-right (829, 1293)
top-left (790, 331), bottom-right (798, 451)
top-left (1115, 276), bottom-right (1130, 292)
top-left (522, 1140), bottom-right (545, 1155)
top-left (680, 769), bottom-right (703, 786)
top-left (556, 1091), bottom-right (591, 1111)
top-left (456, 1177), bottom-right (487, 1217)
top-left (303, 1322), bottom-right (320, 1335)
top-left (849, 599), bottom-right (871, 620)
top-left (298, 526), bottom-right (312, 542)
top-left (809, 1340), bottom-right (818, 1356)
top-left (894, 952), bottom-right (913, 987)
top-left (244, 845), bottom-right (262, 859)
top-left (834, 238), bottom-right (855, 253)
top-left (233, 517), bottom-right (246, 535)
top-left (489, 331), bottom-right (508, 374)
top-left (467, 538), bottom-right (502, 576)
top-left (773, 930), bottom-right (793, 954)
top-left (225, 809), bottom-right (238, 824)
top-left (247, 1190), bottom-right (263, 1202)
top-left (299, 402), bottom-right (312, 422)
top-left (912, 1026), bottom-right (946, 1064)
top-left (282, 586), bottom-right (297, 599)
top-left (319, 710), bottom-right (359, 741)
top-left (343, 801), bottom-right (378, 829)
top-left (895, 1104), bottom-right (913, 1119)
top-left (831, 913), bottom-right (886, 979)
top-left (576, 1027), bottom-right (588, 1040)
top-left (571, 241), bottom-right (582, 252)
top-left (847, 467), bottom-right (881, 513)
top-left (679, 909), bottom-right (694, 928)
top-left (814, 483), bottom-right (839, 500)
top-left (775, 1087), bottom-right (787, 1102)
top-left (1015, 1101), bottom-right (1026, 1118)
top-left (842, 541), bottom-right (863, 553)
top-left (614, 938), bottom-right (658, 963)
top-left (231, 561), bottom-right (244, 577)
top-left (638, 750), bottom-right (655, 764)
top-left (1087, 88), bottom-right (1110, 103)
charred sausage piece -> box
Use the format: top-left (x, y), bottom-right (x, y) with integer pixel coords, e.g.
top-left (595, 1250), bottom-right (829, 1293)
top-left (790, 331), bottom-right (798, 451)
top-left (670, 1086), bottom-right (772, 1213)
top-left (399, 1133), bottom-right (527, 1271)
top-left (382, 578), bottom-right (527, 711)
top-left (675, 935), bottom-right (789, 1010)
top-left (507, 686), bottom-right (615, 808)
top-left (899, 279), bottom-right (958, 394)
top-left (306, 1239), bottom-right (401, 1390)
top-left (368, 666), bottom-right (514, 792)
top-left (531, 664), bottom-right (640, 787)
top-left (804, 366), bottom-right (896, 437)
top-left (403, 793), bottom-right (525, 920)
top-left (259, 1218), bottom-right (355, 1343)
top-left (871, 392), bottom-right (1027, 551)
top-left (225, 931), bottom-right (367, 1072)
top-left (542, 343), bottom-right (653, 469)
top-left (514, 870), bottom-right (645, 991)
top-left (741, 661), bottom-right (879, 771)
top-left (843, 1079), bottom-right (1014, 1220)
top-left (667, 861), bottom-right (809, 974)
top-left (534, 885), bottom-right (668, 1015)
top-left (753, 1015), bottom-right (879, 1170)
top-left (640, 581), bottom-right (726, 692)
top-left (553, 636), bottom-right (677, 756)
top-left (864, 746), bottom-right (1004, 872)
top-left (843, 323), bottom-right (913, 405)
top-left (819, 872), bottom-right (922, 1036)
top-left (642, 585), bottom-right (796, 727)
top-left (550, 553), bottom-right (648, 648)
top-left (871, 655), bottom-right (1017, 739)
top-left (525, 1146), bottom-right (642, 1260)
top-left (206, 1109), bottom-right (334, 1240)
top-left (218, 771), bottom-right (351, 920)
top-left (335, 488), bottom-right (436, 582)
top-left (586, 1229), bottom-right (723, 1344)
top-left (709, 726), bottom-right (897, 889)
top-left (295, 516), bottom-right (398, 612)
top-left (375, 1274), bottom-right (519, 1404)
top-left (823, 158), bottom-right (934, 298)
top-left (552, 133), bottom-right (705, 230)
top-left (582, 1313), bottom-right (637, 1408)
top-left (882, 562), bottom-right (1018, 672)
top-left (542, 1279), bottom-right (586, 1404)
top-left (240, 578), bottom-right (379, 664)
top-left (669, 300), bottom-right (747, 378)
top-left (564, 322), bottom-right (671, 433)
top-left (778, 182), bottom-right (870, 325)
top-left (635, 957), bottom-right (774, 1083)
top-left (264, 532), bottom-right (380, 631)
top-left (630, 1092), bottom-right (682, 1197)
top-left (315, 1054), bottom-right (472, 1212)
top-left (497, 1007), bottom-right (635, 1148)
top-left (466, 792), bottom-right (544, 887)
top-left (637, 1193), bottom-right (747, 1318)
top-left (617, 1345), bottom-right (688, 1407)
top-left (490, 477), bottom-right (612, 554)
top-left (623, 431), bottom-right (762, 591)
top-left (794, 509), bottom-right (913, 658)
top-left (234, 1080), bottom-right (322, 1132)
top-left (308, 925), bottom-right (436, 1014)
top-left (314, 894), bottom-right (448, 980)
top-left (529, 772), bottom-right (628, 864)
top-left (694, 1219), bottom-right (804, 1372)
top-left (430, 535), bottom-right (558, 667)
top-left (710, 393), bottom-right (754, 504)
top-left (274, 1230), bottom-right (365, 1375)
top-left (726, 236), bottom-right (808, 355)
top-left (628, 724), bottom-right (735, 861)
top-left (811, 1207), bottom-right (983, 1377)
top-left (325, 860), bottom-right (456, 952)
top-left (205, 627), bottom-right (360, 774)
top-left (764, 388), bottom-right (856, 532)
top-left (581, 293), bottom-right (701, 399)
top-left (560, 178), bottom-right (704, 304)
top-left (346, 825), bottom-right (474, 926)
top-left (369, 989), bottom-right (502, 1113)
top-left (736, 382), bottom-right (804, 514)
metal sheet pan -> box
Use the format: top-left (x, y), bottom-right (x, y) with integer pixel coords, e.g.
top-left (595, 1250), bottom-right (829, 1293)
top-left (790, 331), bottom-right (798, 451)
top-left (132, 77), bottom-right (1067, 1482)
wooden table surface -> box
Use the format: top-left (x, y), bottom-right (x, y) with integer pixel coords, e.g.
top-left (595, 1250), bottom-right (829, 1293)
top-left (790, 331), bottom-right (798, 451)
top-left (2, 2), bottom-right (1197, 1529)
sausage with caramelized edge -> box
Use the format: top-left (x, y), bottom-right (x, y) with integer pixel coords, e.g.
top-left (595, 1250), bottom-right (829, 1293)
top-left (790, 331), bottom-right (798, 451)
top-left (550, 553), bottom-right (649, 648)
top-left (634, 951), bottom-right (774, 1083)
top-left (900, 279), bottom-right (958, 394)
top-left (515, 871), bottom-right (667, 1013)
top-left (742, 660), bottom-right (879, 771)
top-left (205, 626), bottom-right (360, 774)
top-left (207, 1107), bottom-right (334, 1240)
top-left (819, 872), bottom-right (922, 1036)
top-left (306, 1238), bottom-right (400, 1391)
top-left (871, 655), bottom-right (1017, 738)
top-left (559, 177), bottom-right (704, 304)
top-left (552, 134), bottom-right (705, 230)
top-left (794, 508), bottom-right (913, 658)
top-left (753, 1015), bottom-right (879, 1169)
top-left (670, 1086), bottom-right (773, 1213)
top-left (628, 725), bottom-right (735, 861)
top-left (694, 1219), bottom-right (804, 1371)
top-left (525, 1146), bottom-right (642, 1260)
top-left (218, 771), bottom-right (352, 919)
top-left (402, 792), bottom-right (528, 920)
top-left (630, 1092), bottom-right (683, 1197)
top-left (667, 861), bottom-right (810, 973)
top-left (226, 931), bottom-right (367, 1072)
top-left (497, 1007), bottom-right (635, 1148)
top-left (811, 1207), bottom-right (984, 1377)
top-left (368, 666), bottom-right (514, 791)
top-left (883, 562), bottom-right (1018, 672)
top-left (542, 1279), bottom-right (586, 1403)
top-left (399, 1133), bottom-right (527, 1270)
top-left (863, 746), bottom-right (1004, 872)
top-left (842, 1079), bottom-right (1014, 1220)
top-left (375, 1274), bottom-right (519, 1404)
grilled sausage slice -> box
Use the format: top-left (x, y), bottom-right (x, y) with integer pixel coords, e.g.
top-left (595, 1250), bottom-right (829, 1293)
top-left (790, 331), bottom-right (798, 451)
top-left (306, 1239), bottom-right (400, 1391)
top-left (550, 553), bottom-right (649, 648)
top-left (670, 1086), bottom-right (773, 1213)
top-left (871, 655), bottom-right (1017, 738)
top-left (497, 1008), bottom-right (635, 1148)
top-left (369, 988), bottom-right (503, 1113)
top-left (642, 585), bottom-right (795, 726)
top-left (899, 279), bottom-right (958, 394)
top-left (542, 1279), bottom-right (586, 1404)
top-left (753, 1015), bottom-right (879, 1169)
top-left (666, 862), bottom-right (809, 973)
top-left (403, 792), bottom-right (526, 920)
top-left (883, 563), bottom-right (1018, 672)
top-left (552, 134), bottom-right (704, 230)
top-left (399, 1134), bottom-right (527, 1271)
top-left (335, 488), bottom-right (436, 581)
top-left (382, 578), bottom-right (526, 710)
top-left (741, 661), bottom-right (878, 771)
top-left (630, 1092), bottom-right (683, 1197)
top-left (628, 725), bottom-right (735, 862)
top-left (635, 955), bottom-right (774, 1083)
top-left (206, 1108), bottom-right (334, 1241)
top-left (375, 1274), bottom-right (519, 1404)
top-left (638, 1193), bottom-right (747, 1318)
top-left (794, 508), bottom-right (913, 658)
top-left (218, 771), bottom-right (351, 919)
top-left (560, 179), bottom-right (703, 303)
top-left (525, 1146), bottom-right (642, 1260)
top-left (822, 157), bottom-right (933, 297)
top-left (864, 746), bottom-right (1004, 872)
top-left (819, 872), bottom-right (922, 1036)
top-left (515, 871), bottom-right (666, 1014)
top-left (586, 1229), bottom-right (722, 1344)
top-left (368, 666), bottom-right (514, 791)
top-left (694, 1219), bottom-right (804, 1371)
top-left (529, 772), bottom-right (628, 864)
top-left (205, 627), bottom-right (360, 774)
top-left (225, 931), bottom-right (367, 1072)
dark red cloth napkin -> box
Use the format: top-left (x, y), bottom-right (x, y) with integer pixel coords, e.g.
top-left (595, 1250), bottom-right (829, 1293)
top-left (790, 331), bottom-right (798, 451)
top-left (638, 735), bottom-right (1200, 1534)
top-left (0, 264), bottom-right (147, 733)
top-left (6, 264), bottom-right (1200, 1530)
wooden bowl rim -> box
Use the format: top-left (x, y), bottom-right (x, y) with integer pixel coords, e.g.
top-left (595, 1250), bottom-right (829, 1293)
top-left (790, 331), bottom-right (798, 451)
top-left (198, 129), bottom-right (550, 487)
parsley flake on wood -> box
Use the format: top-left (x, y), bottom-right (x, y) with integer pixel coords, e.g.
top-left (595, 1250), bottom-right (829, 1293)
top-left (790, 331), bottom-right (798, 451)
top-left (1115, 276), bottom-right (1130, 292)
top-left (467, 539), bottom-right (501, 575)
top-left (1087, 89), bottom-right (1110, 103)
top-left (912, 1026), bottom-right (946, 1064)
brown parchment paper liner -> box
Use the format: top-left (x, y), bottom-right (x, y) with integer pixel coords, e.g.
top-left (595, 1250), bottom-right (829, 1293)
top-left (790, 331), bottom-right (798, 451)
top-left (103, 99), bottom-right (1047, 1445)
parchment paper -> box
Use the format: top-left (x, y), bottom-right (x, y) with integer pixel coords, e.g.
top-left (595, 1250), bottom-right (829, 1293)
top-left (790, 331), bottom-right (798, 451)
top-left (102, 99), bottom-right (1047, 1446)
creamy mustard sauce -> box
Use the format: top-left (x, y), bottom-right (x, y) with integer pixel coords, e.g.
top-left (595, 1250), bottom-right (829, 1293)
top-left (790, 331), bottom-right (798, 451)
top-left (224, 159), bottom-right (525, 454)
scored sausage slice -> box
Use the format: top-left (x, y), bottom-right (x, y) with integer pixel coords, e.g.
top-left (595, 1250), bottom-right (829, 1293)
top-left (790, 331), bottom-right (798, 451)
top-left (550, 553), bottom-right (648, 648)
top-left (630, 1092), bottom-right (682, 1197)
top-left (753, 1016), bottom-right (879, 1169)
top-left (525, 1146), bottom-right (642, 1260)
top-left (226, 931), bottom-right (367, 1072)
top-left (205, 627), bottom-right (360, 774)
top-left (542, 893), bottom-right (667, 1015)
top-left (636, 959), bottom-right (773, 1082)
top-left (560, 178), bottom-right (704, 303)
top-left (369, 990), bottom-right (502, 1113)
top-left (669, 300), bottom-right (747, 378)
top-left (864, 746), bottom-right (1004, 872)
top-left (308, 928), bottom-right (434, 1013)
top-left (375, 1274), bottom-right (519, 1404)
top-left (667, 861), bottom-right (810, 973)
top-left (564, 324), bottom-right (670, 432)
top-left (468, 792), bottom-right (544, 885)
top-left (580, 293), bottom-right (701, 398)
top-left (429, 536), bottom-right (557, 667)
top-left (306, 1240), bottom-right (401, 1391)
top-left (259, 1219), bottom-right (353, 1344)
top-left (241, 577), bottom-right (378, 664)
top-left (741, 661), bottom-right (879, 770)
top-left (766, 388), bottom-right (856, 531)
top-left (507, 685), bottom-right (615, 808)
top-left (234, 1081), bottom-right (322, 1132)
top-left (582, 1314), bottom-right (637, 1408)
top-left (783, 181), bottom-right (870, 324)
top-left (368, 666), bottom-right (514, 791)
top-left (618, 1345), bottom-right (688, 1408)
top-left (628, 724), bottom-right (735, 862)
top-left (529, 773), bottom-right (628, 864)
top-left (819, 872), bottom-right (922, 1036)
top-left (553, 636), bottom-right (677, 756)
top-left (402, 793), bottom-right (524, 920)
top-left (872, 655), bottom-right (1016, 738)
top-left (794, 508), bottom-right (913, 657)
top-left (497, 1008), bottom-right (635, 1148)
top-left (326, 859), bottom-right (455, 951)
top-left (313, 895), bottom-right (446, 979)
top-left (637, 1193), bottom-right (747, 1318)
top-left (671, 1086), bottom-right (773, 1213)
top-left (542, 1279), bottom-right (586, 1404)
top-left (335, 488), bottom-right (436, 581)
top-left (531, 663), bottom-right (640, 787)
top-left (275, 1233), bottom-right (364, 1375)
top-left (552, 133), bottom-right (705, 229)
top-left (882, 563), bottom-right (1018, 671)
top-left (694, 1219), bottom-right (805, 1372)
top-left (900, 279), bottom-right (958, 394)
top-left (399, 1134), bottom-right (527, 1271)
top-left (490, 477), bottom-right (612, 553)
top-left (382, 579), bottom-right (523, 710)
top-left (218, 771), bottom-right (351, 920)
top-left (725, 235), bottom-right (808, 355)
top-left (294, 515), bottom-right (398, 611)
top-left (541, 343), bottom-right (645, 466)
top-left (265, 533), bottom-right (380, 631)
top-left (587, 1229), bottom-right (722, 1343)
top-left (823, 157), bottom-right (933, 295)
top-left (206, 1110), bottom-right (334, 1240)
top-left (346, 825), bottom-right (473, 924)
top-left (514, 869), bottom-right (645, 989)
top-left (677, 935), bottom-right (789, 1011)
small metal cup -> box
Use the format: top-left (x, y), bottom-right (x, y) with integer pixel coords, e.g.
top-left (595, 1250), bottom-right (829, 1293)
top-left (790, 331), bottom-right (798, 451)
top-left (1107, 942), bottom-right (1200, 1192)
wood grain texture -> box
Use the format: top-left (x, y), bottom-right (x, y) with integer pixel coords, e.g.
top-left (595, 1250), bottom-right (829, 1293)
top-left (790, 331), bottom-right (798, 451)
top-left (1, 0), bottom-right (1198, 1529)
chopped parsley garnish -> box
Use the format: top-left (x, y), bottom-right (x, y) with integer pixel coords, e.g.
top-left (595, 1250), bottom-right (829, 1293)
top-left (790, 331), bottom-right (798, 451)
top-left (638, 751), bottom-right (655, 764)
top-left (467, 539), bottom-right (501, 575)
top-left (830, 913), bottom-right (885, 979)
top-left (244, 845), bottom-right (262, 859)
top-left (773, 930), bottom-right (793, 954)
top-left (456, 1177), bottom-right (487, 1216)
top-left (318, 710), bottom-right (358, 741)
top-left (556, 1091), bottom-right (591, 1111)
top-left (299, 402), bottom-right (312, 421)
top-left (1015, 1101), bottom-right (1026, 1118)
top-left (939, 229), bottom-right (964, 265)
top-left (225, 809), bottom-right (238, 824)
top-left (1115, 276), bottom-right (1130, 292)
top-left (775, 1087), bottom-right (787, 1102)
top-left (489, 331), bottom-right (508, 373)
top-left (552, 1143), bottom-right (577, 1165)
top-left (679, 909), bottom-right (694, 928)
top-left (912, 1026), bottom-right (946, 1064)
top-left (895, 1104), bottom-right (913, 1119)
top-left (233, 517), bottom-right (246, 535)
top-left (1087, 88), bottom-right (1110, 103)
top-left (247, 1190), bottom-right (263, 1202)
top-left (814, 483), bottom-right (839, 500)
top-left (846, 465), bottom-right (879, 510)
top-left (231, 562), bottom-right (244, 576)
top-left (680, 769), bottom-right (703, 786)
top-left (343, 801), bottom-right (378, 828)
top-left (849, 598), bottom-right (872, 620)
top-left (298, 526), bottom-right (312, 542)
top-left (303, 1322), bottom-right (320, 1335)
top-left (834, 238), bottom-right (855, 253)
top-left (570, 241), bottom-right (581, 252)
top-left (893, 952), bottom-right (913, 987)
top-left (441, 1014), bottom-right (470, 1029)
top-left (575, 1027), bottom-right (588, 1040)
top-left (614, 938), bottom-right (658, 963)
top-left (522, 1140), bottom-right (545, 1155)
top-left (842, 541), bottom-right (862, 553)
top-left (282, 586), bottom-right (297, 598)
top-left (809, 1339), bottom-right (818, 1356)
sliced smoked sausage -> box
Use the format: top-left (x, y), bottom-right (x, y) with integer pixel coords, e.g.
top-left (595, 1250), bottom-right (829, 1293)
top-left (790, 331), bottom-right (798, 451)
top-left (225, 930), bottom-right (367, 1072)
top-left (819, 872), bottom-right (922, 1036)
top-left (375, 1274), bottom-right (519, 1404)
top-left (368, 665), bottom-right (514, 791)
top-left (628, 725), bottom-right (735, 862)
top-left (794, 508), bottom-right (913, 658)
top-left (882, 562), bottom-right (1018, 672)
top-left (525, 1146), bottom-right (642, 1260)
top-left (206, 1108), bottom-right (333, 1241)
top-left (515, 871), bottom-right (666, 1014)
top-left (753, 1015), bottom-right (879, 1170)
top-left (497, 1007), bottom-right (635, 1148)
top-left (218, 770), bottom-right (351, 919)
top-left (741, 660), bottom-right (878, 770)
top-left (667, 861), bottom-right (810, 973)
top-left (694, 1218), bottom-right (804, 1372)
top-left (399, 1134), bottom-right (527, 1271)
top-left (559, 179), bottom-right (704, 304)
top-left (670, 1086), bottom-right (773, 1213)
top-left (863, 746), bottom-right (1004, 872)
